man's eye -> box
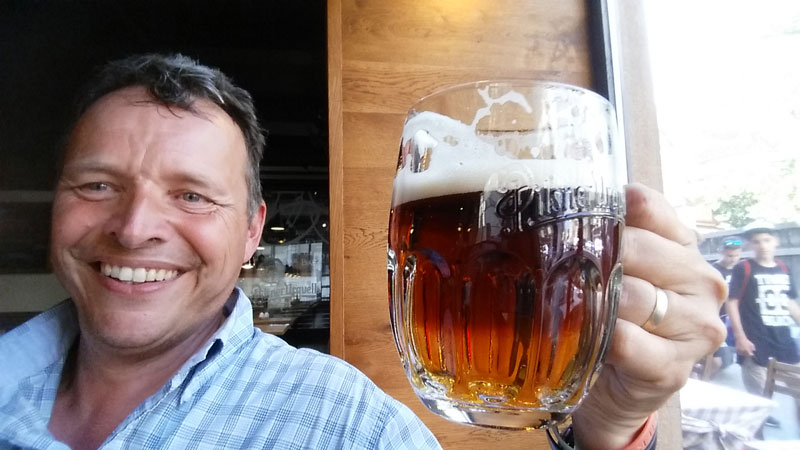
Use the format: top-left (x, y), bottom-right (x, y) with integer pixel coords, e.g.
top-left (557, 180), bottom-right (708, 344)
top-left (182, 192), bottom-right (207, 203)
top-left (82, 182), bottom-right (110, 192)
top-left (72, 181), bottom-right (116, 200)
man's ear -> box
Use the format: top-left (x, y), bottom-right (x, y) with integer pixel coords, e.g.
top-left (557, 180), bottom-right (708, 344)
top-left (243, 201), bottom-right (266, 263)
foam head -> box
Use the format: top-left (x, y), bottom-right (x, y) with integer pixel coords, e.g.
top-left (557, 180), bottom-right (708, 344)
top-left (393, 104), bottom-right (625, 207)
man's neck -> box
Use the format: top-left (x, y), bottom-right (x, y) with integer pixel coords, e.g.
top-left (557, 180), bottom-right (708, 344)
top-left (754, 256), bottom-right (777, 267)
top-left (48, 313), bottom-right (224, 449)
top-left (48, 348), bottom-right (178, 450)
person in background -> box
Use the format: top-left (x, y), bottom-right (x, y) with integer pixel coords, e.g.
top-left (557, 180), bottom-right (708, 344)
top-left (705, 236), bottom-right (743, 377)
top-left (713, 236), bottom-right (743, 285)
top-left (727, 222), bottom-right (799, 428)
top-left (0, 54), bottom-right (726, 450)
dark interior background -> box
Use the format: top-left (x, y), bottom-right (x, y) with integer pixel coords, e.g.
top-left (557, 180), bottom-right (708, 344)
top-left (0, 0), bottom-right (328, 190)
top-left (0, 0), bottom-right (328, 270)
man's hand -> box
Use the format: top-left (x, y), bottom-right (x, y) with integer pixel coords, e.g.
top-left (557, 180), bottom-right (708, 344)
top-left (571, 183), bottom-right (727, 450)
top-left (735, 334), bottom-right (756, 356)
top-left (726, 298), bottom-right (753, 356)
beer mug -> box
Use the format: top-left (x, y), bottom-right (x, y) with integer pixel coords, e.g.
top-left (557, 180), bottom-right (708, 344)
top-left (387, 81), bottom-right (626, 429)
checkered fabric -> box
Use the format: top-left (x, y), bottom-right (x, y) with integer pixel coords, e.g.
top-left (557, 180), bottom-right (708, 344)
top-left (0, 289), bottom-right (440, 449)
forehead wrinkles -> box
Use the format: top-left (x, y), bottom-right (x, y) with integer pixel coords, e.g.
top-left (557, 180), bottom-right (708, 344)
top-left (64, 88), bottom-right (245, 177)
top-left (70, 86), bottom-right (239, 139)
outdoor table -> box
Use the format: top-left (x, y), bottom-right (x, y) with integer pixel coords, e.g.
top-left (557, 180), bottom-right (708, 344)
top-left (681, 378), bottom-right (777, 449)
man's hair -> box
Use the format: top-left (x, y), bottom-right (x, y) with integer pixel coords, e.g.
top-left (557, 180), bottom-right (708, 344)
top-left (66, 53), bottom-right (265, 217)
top-left (743, 220), bottom-right (776, 240)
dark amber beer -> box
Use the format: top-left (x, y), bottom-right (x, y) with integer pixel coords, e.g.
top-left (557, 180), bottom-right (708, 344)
top-left (389, 188), bottom-right (622, 414)
top-left (388, 82), bottom-right (625, 429)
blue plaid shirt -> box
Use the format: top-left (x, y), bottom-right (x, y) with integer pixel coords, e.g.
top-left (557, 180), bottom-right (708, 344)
top-left (0, 289), bottom-right (441, 449)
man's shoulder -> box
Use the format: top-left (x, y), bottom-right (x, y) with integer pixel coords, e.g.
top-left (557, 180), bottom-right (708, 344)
top-left (0, 301), bottom-right (76, 384)
top-left (749, 259), bottom-right (791, 274)
top-left (731, 259), bottom-right (753, 275)
top-left (712, 261), bottom-right (730, 275)
top-left (238, 330), bottom-right (381, 393)
top-left (206, 329), bottom-right (440, 449)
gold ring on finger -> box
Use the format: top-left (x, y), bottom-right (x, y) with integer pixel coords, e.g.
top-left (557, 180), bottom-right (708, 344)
top-left (642, 286), bottom-right (669, 332)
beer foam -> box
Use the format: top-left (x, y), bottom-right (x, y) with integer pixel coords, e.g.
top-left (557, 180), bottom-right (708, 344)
top-left (392, 111), bottom-right (624, 206)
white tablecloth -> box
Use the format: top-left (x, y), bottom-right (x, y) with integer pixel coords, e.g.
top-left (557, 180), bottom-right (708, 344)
top-left (681, 378), bottom-right (777, 450)
top-left (744, 440), bottom-right (800, 449)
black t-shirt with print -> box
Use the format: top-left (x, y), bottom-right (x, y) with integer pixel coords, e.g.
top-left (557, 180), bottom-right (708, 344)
top-left (713, 262), bottom-right (734, 285)
top-left (729, 259), bottom-right (799, 366)
top-left (712, 262), bottom-right (734, 317)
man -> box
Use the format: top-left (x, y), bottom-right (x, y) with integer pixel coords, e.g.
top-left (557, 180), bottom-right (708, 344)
top-left (707, 236), bottom-right (743, 376)
top-left (0, 54), bottom-right (436, 450)
top-left (0, 54), bottom-right (726, 450)
top-left (713, 236), bottom-right (743, 285)
top-left (727, 221), bottom-right (799, 425)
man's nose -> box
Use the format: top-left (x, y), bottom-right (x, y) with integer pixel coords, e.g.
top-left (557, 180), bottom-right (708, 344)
top-left (104, 189), bottom-right (168, 248)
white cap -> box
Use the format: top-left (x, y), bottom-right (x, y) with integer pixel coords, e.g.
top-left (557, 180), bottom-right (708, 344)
top-left (743, 220), bottom-right (776, 237)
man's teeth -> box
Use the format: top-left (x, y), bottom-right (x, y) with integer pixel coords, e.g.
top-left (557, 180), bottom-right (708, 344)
top-left (101, 263), bottom-right (177, 283)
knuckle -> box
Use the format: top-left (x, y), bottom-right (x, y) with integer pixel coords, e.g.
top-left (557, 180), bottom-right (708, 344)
top-left (683, 228), bottom-right (700, 247)
top-left (706, 267), bottom-right (729, 303)
top-left (693, 260), bottom-right (729, 304)
top-left (657, 360), bottom-right (692, 393)
top-left (624, 184), bottom-right (651, 221)
top-left (701, 317), bottom-right (727, 350)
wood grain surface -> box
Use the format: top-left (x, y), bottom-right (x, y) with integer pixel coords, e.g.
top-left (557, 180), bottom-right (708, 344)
top-left (327, 0), bottom-right (345, 357)
top-left (327, 0), bottom-right (671, 448)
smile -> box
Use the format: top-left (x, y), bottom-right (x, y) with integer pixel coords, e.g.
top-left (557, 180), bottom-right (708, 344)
top-left (100, 263), bottom-right (179, 284)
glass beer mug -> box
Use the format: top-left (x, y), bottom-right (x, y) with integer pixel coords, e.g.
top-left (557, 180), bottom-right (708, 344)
top-left (387, 81), bottom-right (626, 429)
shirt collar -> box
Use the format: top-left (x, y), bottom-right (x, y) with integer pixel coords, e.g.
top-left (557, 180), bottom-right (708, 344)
top-left (0, 300), bottom-right (77, 389)
top-left (177, 288), bottom-right (255, 404)
top-left (0, 288), bottom-right (255, 404)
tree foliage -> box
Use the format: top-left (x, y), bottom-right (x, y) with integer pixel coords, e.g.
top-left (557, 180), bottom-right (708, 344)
top-left (713, 191), bottom-right (758, 228)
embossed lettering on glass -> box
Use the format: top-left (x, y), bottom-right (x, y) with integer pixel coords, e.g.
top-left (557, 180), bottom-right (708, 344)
top-left (387, 81), bottom-right (626, 429)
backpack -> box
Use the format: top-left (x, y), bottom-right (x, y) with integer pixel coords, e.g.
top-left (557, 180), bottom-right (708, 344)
top-left (735, 259), bottom-right (790, 300)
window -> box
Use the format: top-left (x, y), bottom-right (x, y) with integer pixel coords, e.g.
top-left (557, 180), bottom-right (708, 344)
top-left (645, 0), bottom-right (800, 442)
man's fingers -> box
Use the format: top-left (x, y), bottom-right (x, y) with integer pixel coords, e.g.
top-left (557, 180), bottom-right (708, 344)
top-left (623, 226), bottom-right (727, 301)
top-left (618, 275), bottom-right (725, 343)
top-left (622, 227), bottom-right (695, 291)
top-left (618, 276), bottom-right (670, 327)
top-left (625, 183), bottom-right (697, 248)
top-left (605, 320), bottom-right (688, 387)
top-left (737, 341), bottom-right (755, 356)
top-left (606, 317), bottom-right (724, 393)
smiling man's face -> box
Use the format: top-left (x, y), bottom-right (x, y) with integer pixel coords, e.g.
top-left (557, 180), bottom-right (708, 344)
top-left (50, 86), bottom-right (265, 355)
